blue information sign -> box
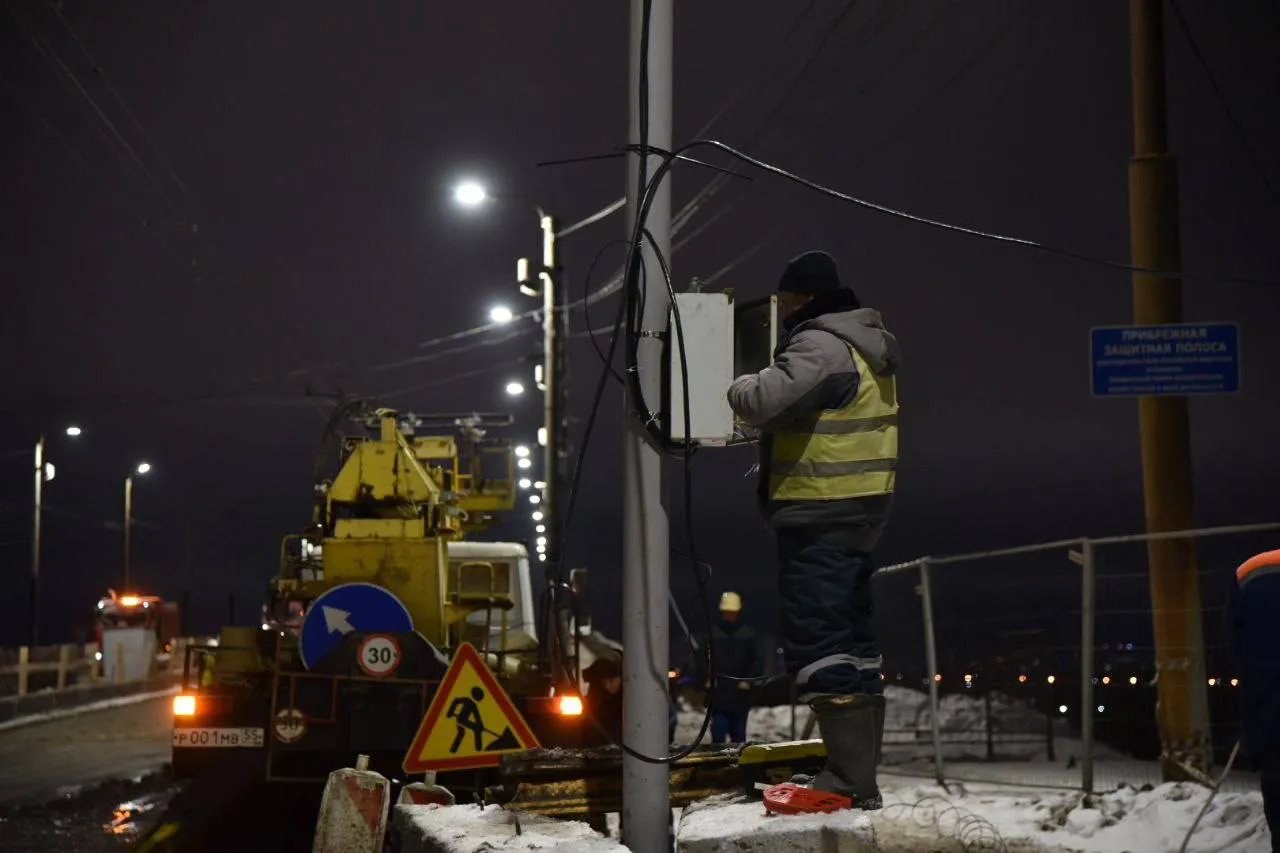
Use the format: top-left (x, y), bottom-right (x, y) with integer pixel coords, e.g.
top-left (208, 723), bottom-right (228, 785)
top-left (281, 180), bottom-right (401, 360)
top-left (1090, 323), bottom-right (1239, 397)
top-left (299, 582), bottom-right (414, 669)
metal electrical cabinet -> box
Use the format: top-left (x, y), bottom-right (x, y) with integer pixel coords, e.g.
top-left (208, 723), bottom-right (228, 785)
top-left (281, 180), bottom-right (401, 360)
top-left (667, 292), bottom-right (780, 446)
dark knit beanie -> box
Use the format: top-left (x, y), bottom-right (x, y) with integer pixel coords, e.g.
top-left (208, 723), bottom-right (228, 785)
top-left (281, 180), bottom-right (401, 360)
top-left (777, 250), bottom-right (841, 296)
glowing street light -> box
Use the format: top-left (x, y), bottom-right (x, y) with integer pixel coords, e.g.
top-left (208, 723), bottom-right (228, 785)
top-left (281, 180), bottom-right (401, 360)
top-left (514, 445), bottom-right (531, 458)
top-left (518, 478), bottom-right (533, 489)
top-left (124, 462), bottom-right (153, 589)
top-left (31, 425), bottom-right (85, 644)
top-left (532, 510), bottom-right (544, 522)
top-left (454, 180), bottom-right (488, 208)
top-left (505, 381), bottom-right (525, 397)
top-left (517, 458), bottom-right (532, 470)
top-left (529, 495), bottom-right (540, 505)
top-left (535, 524), bottom-right (546, 534)
top-left (489, 305), bottom-right (515, 324)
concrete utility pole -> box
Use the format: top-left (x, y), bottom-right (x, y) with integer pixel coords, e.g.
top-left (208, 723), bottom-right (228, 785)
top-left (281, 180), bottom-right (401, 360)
top-left (1128, 0), bottom-right (1210, 779)
top-left (30, 436), bottom-right (45, 647)
top-left (622, 0), bottom-right (672, 848)
top-left (124, 474), bottom-right (134, 590)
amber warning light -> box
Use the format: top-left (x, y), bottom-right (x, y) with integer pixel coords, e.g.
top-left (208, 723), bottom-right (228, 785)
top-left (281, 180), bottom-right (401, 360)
top-left (556, 695), bottom-right (583, 717)
top-left (173, 695), bottom-right (197, 716)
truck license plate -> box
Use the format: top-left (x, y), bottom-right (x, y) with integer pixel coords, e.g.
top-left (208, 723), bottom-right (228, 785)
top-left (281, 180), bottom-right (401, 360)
top-left (172, 727), bottom-right (265, 748)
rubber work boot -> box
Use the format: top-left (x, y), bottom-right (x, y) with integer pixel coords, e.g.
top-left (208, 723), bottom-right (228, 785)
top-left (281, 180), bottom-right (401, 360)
top-left (806, 693), bottom-right (885, 809)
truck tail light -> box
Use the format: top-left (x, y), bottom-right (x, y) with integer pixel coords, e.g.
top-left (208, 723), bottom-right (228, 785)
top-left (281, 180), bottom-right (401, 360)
top-left (556, 694), bottom-right (583, 717)
top-left (173, 694), bottom-right (197, 716)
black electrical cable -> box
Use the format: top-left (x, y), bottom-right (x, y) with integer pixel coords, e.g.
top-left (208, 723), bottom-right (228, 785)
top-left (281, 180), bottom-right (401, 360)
top-left (629, 139), bottom-right (1280, 287)
top-left (551, 226), bottom-right (717, 764)
top-left (579, 239), bottom-right (631, 385)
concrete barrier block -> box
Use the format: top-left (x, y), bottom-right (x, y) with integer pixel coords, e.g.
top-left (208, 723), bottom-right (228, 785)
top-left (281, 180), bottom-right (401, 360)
top-left (676, 794), bottom-right (877, 853)
top-left (392, 803), bottom-right (625, 853)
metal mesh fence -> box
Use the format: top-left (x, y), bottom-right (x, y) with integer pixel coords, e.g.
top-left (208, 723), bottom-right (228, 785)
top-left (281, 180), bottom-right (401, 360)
top-left (826, 522), bottom-right (1277, 793)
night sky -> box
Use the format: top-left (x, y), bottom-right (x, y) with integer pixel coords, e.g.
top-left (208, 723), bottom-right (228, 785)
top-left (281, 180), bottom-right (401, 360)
top-left (2, 1), bottom-right (1277, 654)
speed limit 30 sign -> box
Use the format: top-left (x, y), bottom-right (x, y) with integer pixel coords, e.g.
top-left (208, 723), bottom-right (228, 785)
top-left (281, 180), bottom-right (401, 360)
top-left (357, 633), bottom-right (402, 678)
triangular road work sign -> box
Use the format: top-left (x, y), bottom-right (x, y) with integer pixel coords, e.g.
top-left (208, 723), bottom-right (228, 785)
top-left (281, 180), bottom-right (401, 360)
top-left (402, 642), bottom-right (539, 773)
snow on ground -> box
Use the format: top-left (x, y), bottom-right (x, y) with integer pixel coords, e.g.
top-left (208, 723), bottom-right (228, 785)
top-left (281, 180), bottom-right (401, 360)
top-left (678, 793), bottom-right (876, 852)
top-left (0, 686), bottom-right (180, 733)
top-left (676, 686), bottom-right (1131, 766)
top-left (394, 803), bottom-right (626, 852)
top-left (674, 689), bottom-right (1270, 851)
top-left (880, 778), bottom-right (1272, 853)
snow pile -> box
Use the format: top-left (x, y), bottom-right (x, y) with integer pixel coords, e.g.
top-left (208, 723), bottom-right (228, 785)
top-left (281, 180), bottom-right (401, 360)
top-left (675, 685), bottom-right (1053, 745)
top-left (884, 780), bottom-right (1272, 853)
top-left (0, 685), bottom-right (180, 733)
top-left (677, 794), bottom-right (876, 852)
top-left (392, 803), bottom-right (626, 852)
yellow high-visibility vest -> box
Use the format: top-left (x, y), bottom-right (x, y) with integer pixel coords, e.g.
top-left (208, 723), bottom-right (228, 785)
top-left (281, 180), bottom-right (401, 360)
top-left (768, 344), bottom-right (898, 501)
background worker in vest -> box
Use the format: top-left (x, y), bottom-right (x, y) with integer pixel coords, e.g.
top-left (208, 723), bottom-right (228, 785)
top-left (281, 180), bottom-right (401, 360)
top-left (696, 591), bottom-right (761, 743)
top-left (726, 249), bottom-right (899, 810)
top-left (1228, 549), bottom-right (1280, 851)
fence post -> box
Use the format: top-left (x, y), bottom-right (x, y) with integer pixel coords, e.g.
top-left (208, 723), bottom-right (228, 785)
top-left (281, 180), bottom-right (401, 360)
top-left (56, 643), bottom-right (72, 691)
top-left (18, 646), bottom-right (30, 697)
top-left (919, 558), bottom-right (946, 785)
top-left (984, 689), bottom-right (995, 761)
top-left (1080, 538), bottom-right (1096, 794)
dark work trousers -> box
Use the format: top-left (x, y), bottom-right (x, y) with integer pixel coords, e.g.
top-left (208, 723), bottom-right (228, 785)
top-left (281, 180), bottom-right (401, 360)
top-left (776, 528), bottom-right (882, 700)
top-left (1260, 750), bottom-right (1279, 853)
top-left (711, 710), bottom-right (748, 744)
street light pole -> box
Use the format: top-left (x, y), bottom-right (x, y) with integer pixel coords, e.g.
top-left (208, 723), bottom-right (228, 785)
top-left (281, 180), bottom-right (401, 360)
top-left (622, 0), bottom-right (673, 846)
top-left (30, 436), bottom-right (45, 647)
top-left (539, 213), bottom-right (564, 570)
top-left (124, 474), bottom-right (133, 590)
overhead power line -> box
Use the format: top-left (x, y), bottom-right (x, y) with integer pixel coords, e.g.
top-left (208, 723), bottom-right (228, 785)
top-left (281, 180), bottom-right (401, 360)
top-left (640, 139), bottom-right (1280, 287)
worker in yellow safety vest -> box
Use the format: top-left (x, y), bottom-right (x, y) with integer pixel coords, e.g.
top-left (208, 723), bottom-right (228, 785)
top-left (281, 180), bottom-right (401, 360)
top-left (727, 250), bottom-right (898, 811)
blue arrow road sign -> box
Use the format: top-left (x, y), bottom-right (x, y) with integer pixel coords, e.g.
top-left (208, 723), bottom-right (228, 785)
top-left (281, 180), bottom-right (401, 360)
top-left (299, 582), bottom-right (414, 669)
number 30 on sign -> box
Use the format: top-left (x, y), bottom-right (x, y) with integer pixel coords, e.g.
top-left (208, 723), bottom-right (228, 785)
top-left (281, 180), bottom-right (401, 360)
top-left (358, 633), bottom-right (401, 677)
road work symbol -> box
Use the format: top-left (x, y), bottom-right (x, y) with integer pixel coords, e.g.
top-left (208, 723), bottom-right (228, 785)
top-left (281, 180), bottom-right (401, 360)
top-left (402, 642), bottom-right (538, 773)
top-left (445, 686), bottom-right (521, 753)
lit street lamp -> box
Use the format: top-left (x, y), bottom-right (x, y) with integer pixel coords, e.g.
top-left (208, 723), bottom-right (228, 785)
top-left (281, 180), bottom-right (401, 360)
top-left (124, 462), bottom-right (153, 590)
top-left (505, 381), bottom-right (525, 397)
top-left (30, 426), bottom-right (84, 645)
top-left (453, 180), bottom-right (488, 208)
top-left (489, 305), bottom-right (515, 324)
